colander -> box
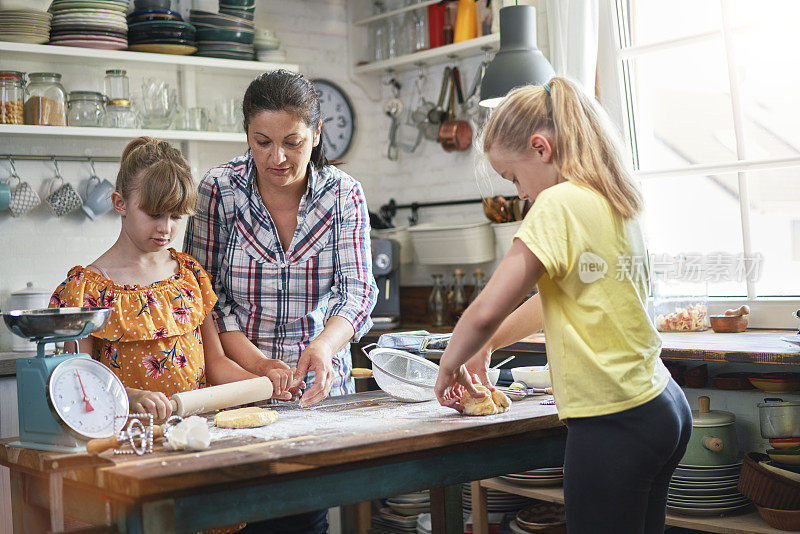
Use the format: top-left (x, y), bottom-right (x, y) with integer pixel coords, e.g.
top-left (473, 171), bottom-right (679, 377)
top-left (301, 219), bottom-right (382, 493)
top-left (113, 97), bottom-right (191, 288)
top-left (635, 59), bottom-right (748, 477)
top-left (362, 343), bottom-right (439, 402)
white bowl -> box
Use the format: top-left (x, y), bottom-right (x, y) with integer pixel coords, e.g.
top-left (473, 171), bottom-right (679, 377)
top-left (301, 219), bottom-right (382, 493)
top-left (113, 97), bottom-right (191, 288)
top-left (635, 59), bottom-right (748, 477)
top-left (511, 366), bottom-right (551, 388)
top-left (487, 368), bottom-right (500, 386)
top-left (0, 0), bottom-right (52, 10)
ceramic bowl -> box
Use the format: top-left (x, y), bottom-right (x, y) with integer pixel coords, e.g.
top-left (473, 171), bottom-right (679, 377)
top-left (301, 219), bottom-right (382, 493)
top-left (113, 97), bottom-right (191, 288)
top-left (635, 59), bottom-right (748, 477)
top-left (217, 0), bottom-right (254, 6)
top-left (710, 314), bottom-right (748, 333)
top-left (757, 505), bottom-right (800, 530)
top-left (712, 372), bottom-right (754, 390)
top-left (196, 27), bottom-right (254, 43)
top-left (134, 0), bottom-right (171, 9)
top-left (511, 366), bottom-right (551, 389)
top-left (749, 373), bottom-right (800, 393)
top-left (770, 439), bottom-right (800, 450)
top-left (0, 0), bottom-right (51, 10)
top-left (767, 449), bottom-right (800, 465)
top-left (487, 369), bottom-right (500, 386)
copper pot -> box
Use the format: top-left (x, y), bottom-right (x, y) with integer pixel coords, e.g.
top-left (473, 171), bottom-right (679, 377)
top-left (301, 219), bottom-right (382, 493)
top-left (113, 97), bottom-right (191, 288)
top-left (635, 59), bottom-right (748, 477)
top-left (439, 67), bottom-right (472, 152)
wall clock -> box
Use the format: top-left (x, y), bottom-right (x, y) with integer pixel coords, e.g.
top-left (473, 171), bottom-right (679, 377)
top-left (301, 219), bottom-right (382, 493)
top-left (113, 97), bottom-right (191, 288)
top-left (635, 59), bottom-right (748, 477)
top-left (313, 79), bottom-right (356, 160)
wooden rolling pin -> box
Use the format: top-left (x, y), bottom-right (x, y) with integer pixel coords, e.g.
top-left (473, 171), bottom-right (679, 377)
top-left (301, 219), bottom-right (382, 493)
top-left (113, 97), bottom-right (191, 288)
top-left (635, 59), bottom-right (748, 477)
top-left (169, 376), bottom-right (273, 416)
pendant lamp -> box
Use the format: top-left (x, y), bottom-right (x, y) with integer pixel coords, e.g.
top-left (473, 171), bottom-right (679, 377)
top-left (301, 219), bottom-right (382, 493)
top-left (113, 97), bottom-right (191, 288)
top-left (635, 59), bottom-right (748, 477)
top-left (479, 4), bottom-right (555, 108)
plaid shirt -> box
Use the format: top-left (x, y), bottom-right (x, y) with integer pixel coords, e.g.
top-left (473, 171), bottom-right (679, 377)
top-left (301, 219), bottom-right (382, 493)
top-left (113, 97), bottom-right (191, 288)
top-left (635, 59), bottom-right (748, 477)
top-left (184, 154), bottom-right (377, 395)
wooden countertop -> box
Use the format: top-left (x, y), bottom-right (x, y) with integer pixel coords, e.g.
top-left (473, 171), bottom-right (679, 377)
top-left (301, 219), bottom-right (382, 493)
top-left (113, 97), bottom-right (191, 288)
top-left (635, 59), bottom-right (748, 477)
top-left (364, 326), bottom-right (800, 365)
top-left (0, 391), bottom-right (562, 501)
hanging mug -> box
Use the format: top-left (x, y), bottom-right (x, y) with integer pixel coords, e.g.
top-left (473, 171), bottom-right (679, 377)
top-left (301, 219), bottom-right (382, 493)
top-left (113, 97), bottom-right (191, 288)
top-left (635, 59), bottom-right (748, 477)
top-left (45, 176), bottom-right (83, 217)
top-left (8, 175), bottom-right (41, 217)
top-left (82, 175), bottom-right (115, 220)
top-left (0, 177), bottom-right (10, 211)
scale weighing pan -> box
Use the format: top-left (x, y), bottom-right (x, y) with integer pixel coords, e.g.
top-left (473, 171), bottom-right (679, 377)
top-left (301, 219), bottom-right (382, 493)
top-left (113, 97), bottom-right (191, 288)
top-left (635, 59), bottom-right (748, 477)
top-left (3, 307), bottom-right (130, 453)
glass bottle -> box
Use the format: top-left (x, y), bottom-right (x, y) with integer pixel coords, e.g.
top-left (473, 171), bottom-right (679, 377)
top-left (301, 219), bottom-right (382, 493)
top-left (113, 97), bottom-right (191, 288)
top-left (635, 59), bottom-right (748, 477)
top-left (0, 71), bottom-right (25, 125)
top-left (428, 273), bottom-right (448, 327)
top-left (371, 1), bottom-right (389, 62)
top-left (385, 0), bottom-right (400, 58)
top-left (67, 91), bottom-right (106, 127)
top-left (24, 72), bottom-right (66, 126)
top-left (408, 5), bottom-right (428, 53)
top-left (104, 69), bottom-right (130, 102)
top-left (468, 268), bottom-right (486, 305)
top-left (442, 3), bottom-right (456, 45)
top-left (449, 268), bottom-right (468, 323)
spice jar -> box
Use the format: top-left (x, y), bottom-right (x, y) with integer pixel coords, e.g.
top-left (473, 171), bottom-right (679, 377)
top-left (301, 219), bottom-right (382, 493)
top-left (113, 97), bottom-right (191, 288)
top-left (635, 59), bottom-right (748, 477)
top-left (67, 91), bottom-right (106, 127)
top-left (0, 71), bottom-right (25, 125)
top-left (652, 265), bottom-right (709, 332)
top-left (24, 72), bottom-right (67, 126)
top-left (104, 69), bottom-right (129, 102)
top-left (103, 99), bottom-right (139, 128)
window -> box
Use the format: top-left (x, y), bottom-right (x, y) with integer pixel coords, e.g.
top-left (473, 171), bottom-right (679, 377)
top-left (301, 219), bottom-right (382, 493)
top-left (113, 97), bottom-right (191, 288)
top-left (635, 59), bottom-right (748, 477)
top-left (610, 0), bottom-right (800, 324)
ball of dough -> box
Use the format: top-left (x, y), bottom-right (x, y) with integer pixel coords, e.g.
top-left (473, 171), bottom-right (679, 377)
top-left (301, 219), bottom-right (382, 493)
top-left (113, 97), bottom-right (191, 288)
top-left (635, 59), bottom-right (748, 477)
top-left (461, 385), bottom-right (511, 416)
top-left (214, 407), bottom-right (279, 428)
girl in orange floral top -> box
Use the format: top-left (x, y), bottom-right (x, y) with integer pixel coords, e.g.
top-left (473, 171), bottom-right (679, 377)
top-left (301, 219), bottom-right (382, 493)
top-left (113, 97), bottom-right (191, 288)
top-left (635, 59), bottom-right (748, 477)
top-left (50, 137), bottom-right (301, 421)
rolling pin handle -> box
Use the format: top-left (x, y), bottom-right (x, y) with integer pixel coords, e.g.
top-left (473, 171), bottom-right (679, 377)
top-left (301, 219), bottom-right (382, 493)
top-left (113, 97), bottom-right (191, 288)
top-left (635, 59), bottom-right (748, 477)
top-left (170, 397), bottom-right (179, 415)
top-left (703, 437), bottom-right (724, 452)
top-left (86, 436), bottom-right (120, 454)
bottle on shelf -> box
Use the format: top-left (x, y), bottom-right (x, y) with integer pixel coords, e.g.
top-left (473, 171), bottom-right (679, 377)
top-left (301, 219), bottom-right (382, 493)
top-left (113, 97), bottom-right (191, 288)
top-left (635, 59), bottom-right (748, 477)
top-left (442, 2), bottom-right (456, 45)
top-left (449, 268), bottom-right (468, 323)
top-left (370, 1), bottom-right (390, 62)
top-left (401, 0), bottom-right (428, 54)
top-left (104, 69), bottom-right (130, 102)
top-left (468, 268), bottom-right (486, 305)
top-left (428, 273), bottom-right (449, 327)
top-left (427, 3), bottom-right (446, 49)
top-left (385, 0), bottom-right (401, 59)
top-left (453, 0), bottom-right (478, 43)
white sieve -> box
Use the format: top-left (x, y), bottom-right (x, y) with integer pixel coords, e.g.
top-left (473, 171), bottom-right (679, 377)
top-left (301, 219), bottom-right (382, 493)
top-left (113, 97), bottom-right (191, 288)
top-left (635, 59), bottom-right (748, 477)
top-left (362, 344), bottom-right (439, 402)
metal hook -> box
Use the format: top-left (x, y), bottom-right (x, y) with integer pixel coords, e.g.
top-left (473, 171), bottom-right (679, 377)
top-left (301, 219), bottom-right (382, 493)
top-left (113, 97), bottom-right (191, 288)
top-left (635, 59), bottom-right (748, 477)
top-left (88, 157), bottom-right (98, 177)
top-left (409, 203), bottom-right (420, 226)
top-left (7, 155), bottom-right (18, 177)
top-left (52, 157), bottom-right (62, 179)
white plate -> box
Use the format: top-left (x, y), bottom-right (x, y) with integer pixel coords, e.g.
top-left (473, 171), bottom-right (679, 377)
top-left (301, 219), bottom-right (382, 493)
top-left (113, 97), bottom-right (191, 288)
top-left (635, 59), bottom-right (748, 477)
top-left (667, 502), bottom-right (751, 516)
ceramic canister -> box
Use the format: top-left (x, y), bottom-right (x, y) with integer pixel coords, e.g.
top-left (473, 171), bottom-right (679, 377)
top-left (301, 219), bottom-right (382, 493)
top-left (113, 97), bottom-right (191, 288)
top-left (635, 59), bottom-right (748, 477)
top-left (680, 396), bottom-right (740, 467)
top-left (8, 282), bottom-right (52, 351)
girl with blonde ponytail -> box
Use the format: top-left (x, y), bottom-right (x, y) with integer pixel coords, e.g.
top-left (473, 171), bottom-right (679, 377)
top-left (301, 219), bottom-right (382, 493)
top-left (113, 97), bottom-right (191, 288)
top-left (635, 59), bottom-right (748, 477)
top-left (435, 78), bottom-right (691, 533)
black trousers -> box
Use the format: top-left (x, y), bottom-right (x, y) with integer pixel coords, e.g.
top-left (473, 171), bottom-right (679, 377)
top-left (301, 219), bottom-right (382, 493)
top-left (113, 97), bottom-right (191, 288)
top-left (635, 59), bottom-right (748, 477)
top-left (238, 509), bottom-right (328, 534)
top-left (563, 379), bottom-right (692, 534)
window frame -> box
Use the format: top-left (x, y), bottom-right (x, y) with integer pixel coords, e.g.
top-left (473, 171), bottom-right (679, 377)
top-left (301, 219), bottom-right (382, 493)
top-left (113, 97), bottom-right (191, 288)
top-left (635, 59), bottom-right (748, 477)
top-left (602, 0), bottom-right (800, 328)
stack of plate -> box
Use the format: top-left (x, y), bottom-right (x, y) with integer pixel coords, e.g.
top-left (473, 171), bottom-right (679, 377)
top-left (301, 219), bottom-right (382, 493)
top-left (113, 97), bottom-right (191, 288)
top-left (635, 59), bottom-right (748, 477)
top-left (511, 501), bottom-right (566, 534)
top-left (386, 490), bottom-right (430, 516)
top-left (499, 466), bottom-right (564, 487)
top-left (218, 0), bottom-right (253, 21)
top-left (462, 483), bottom-right (533, 514)
top-left (371, 507), bottom-right (418, 533)
top-left (667, 462), bottom-right (751, 516)
top-left (0, 9), bottom-right (51, 44)
top-left (49, 0), bottom-right (128, 50)
top-left (127, 19), bottom-right (196, 55)
top-left (190, 8), bottom-right (253, 60)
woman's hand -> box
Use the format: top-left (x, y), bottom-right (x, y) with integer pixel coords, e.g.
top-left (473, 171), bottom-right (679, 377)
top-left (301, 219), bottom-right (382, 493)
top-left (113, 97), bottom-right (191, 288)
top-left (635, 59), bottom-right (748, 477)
top-left (256, 358), bottom-right (304, 400)
top-left (295, 340), bottom-right (335, 407)
top-left (464, 344), bottom-right (494, 390)
top-left (127, 388), bottom-right (173, 422)
top-left (435, 359), bottom-right (486, 413)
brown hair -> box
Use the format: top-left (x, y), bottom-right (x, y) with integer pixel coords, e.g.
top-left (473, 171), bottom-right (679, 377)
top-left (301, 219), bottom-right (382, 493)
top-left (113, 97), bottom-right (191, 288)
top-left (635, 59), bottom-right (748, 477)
top-left (116, 137), bottom-right (195, 215)
top-left (482, 77), bottom-right (642, 219)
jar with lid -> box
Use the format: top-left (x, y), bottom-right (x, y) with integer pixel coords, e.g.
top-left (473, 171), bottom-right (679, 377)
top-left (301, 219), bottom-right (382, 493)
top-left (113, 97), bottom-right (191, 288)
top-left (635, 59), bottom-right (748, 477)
top-left (67, 91), bottom-right (106, 127)
top-left (104, 69), bottom-right (130, 102)
top-left (0, 71), bottom-right (25, 125)
top-left (103, 99), bottom-right (140, 128)
top-left (24, 72), bottom-right (66, 126)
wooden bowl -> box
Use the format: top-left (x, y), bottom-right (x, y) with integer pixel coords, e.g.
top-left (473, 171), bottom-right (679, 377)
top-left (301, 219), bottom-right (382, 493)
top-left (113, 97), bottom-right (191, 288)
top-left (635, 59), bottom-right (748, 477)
top-left (756, 504), bottom-right (800, 530)
top-left (749, 373), bottom-right (800, 393)
top-left (709, 314), bottom-right (748, 333)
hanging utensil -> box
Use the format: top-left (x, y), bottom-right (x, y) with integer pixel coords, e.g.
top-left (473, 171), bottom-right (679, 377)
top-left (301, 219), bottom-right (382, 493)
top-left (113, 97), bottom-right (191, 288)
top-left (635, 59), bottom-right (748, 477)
top-left (439, 67), bottom-right (473, 152)
top-left (411, 69), bottom-right (435, 127)
top-left (384, 97), bottom-right (403, 161)
top-left (463, 59), bottom-right (489, 121)
top-left (428, 66), bottom-right (452, 125)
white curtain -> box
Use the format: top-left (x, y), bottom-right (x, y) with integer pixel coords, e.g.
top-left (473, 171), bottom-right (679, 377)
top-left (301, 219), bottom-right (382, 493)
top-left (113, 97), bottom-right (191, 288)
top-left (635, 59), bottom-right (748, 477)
top-left (545, 0), bottom-right (600, 94)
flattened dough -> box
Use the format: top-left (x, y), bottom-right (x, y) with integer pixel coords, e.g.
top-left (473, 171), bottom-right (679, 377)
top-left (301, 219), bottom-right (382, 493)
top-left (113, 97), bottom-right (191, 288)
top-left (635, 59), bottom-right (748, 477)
top-left (214, 407), bottom-right (279, 428)
top-left (461, 386), bottom-right (511, 416)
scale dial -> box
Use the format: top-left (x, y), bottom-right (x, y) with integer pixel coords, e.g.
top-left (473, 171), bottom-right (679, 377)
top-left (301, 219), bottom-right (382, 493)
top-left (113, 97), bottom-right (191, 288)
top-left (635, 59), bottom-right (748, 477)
top-left (48, 357), bottom-right (128, 440)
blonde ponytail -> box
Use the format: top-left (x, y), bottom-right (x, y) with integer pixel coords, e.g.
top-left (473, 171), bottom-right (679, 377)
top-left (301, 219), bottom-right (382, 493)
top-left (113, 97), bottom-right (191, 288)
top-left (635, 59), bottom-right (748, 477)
top-left (482, 77), bottom-right (642, 219)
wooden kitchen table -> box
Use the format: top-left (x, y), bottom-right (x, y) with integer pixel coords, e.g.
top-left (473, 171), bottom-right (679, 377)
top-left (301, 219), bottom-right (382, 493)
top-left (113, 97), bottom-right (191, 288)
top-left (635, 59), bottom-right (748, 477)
top-left (0, 391), bottom-right (565, 534)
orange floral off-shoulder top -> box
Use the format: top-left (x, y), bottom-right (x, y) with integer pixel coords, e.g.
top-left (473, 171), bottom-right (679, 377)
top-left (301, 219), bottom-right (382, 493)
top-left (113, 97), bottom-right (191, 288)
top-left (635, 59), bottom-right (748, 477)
top-left (49, 249), bottom-right (217, 396)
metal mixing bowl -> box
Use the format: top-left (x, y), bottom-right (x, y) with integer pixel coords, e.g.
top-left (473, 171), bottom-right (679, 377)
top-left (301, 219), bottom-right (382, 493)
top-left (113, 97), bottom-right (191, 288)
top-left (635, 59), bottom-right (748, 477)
top-left (2, 307), bottom-right (112, 339)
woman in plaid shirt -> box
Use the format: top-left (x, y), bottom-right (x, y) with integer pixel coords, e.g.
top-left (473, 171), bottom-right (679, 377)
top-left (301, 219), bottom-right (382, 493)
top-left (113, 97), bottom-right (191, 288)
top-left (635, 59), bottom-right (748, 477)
top-left (184, 70), bottom-right (377, 420)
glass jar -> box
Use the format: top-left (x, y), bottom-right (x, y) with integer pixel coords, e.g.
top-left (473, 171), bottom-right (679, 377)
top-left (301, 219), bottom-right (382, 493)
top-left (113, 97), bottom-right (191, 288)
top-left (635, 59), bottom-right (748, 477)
top-left (24, 72), bottom-right (66, 126)
top-left (104, 69), bottom-right (130, 102)
top-left (448, 268), bottom-right (468, 323)
top-left (652, 262), bottom-right (709, 332)
top-left (428, 273), bottom-right (449, 327)
top-left (370, 1), bottom-right (389, 62)
top-left (468, 268), bottom-right (486, 305)
top-left (67, 91), bottom-right (106, 127)
top-left (103, 100), bottom-right (139, 128)
top-left (0, 71), bottom-right (25, 125)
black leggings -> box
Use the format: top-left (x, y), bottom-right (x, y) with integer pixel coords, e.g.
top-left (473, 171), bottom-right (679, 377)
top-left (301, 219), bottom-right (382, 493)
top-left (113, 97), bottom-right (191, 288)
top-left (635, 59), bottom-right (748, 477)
top-left (563, 379), bottom-right (692, 534)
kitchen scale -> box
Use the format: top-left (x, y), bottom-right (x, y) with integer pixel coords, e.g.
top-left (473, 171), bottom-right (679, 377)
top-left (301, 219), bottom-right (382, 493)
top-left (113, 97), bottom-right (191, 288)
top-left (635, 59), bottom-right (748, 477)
top-left (3, 307), bottom-right (129, 453)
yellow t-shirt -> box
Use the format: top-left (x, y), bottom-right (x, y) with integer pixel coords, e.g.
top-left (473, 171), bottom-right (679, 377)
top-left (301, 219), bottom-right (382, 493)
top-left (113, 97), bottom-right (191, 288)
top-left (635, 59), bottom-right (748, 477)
top-left (515, 182), bottom-right (670, 420)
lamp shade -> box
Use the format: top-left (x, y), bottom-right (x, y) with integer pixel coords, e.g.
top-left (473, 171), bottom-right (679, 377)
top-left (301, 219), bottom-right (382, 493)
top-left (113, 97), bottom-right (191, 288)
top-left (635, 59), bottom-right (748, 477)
top-left (479, 5), bottom-right (555, 108)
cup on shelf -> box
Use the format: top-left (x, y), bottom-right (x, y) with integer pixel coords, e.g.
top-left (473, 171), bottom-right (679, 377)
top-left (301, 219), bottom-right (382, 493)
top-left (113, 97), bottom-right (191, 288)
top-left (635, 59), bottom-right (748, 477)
top-left (214, 98), bottom-right (240, 132)
top-left (178, 107), bottom-right (210, 131)
top-left (82, 175), bottom-right (115, 220)
top-left (141, 79), bottom-right (176, 130)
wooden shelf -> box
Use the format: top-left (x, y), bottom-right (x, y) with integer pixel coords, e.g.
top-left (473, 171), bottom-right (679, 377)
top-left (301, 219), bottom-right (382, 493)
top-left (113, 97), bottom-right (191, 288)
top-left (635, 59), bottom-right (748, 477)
top-left (353, 34), bottom-right (499, 75)
top-left (0, 124), bottom-right (246, 143)
top-left (0, 41), bottom-right (298, 73)
top-left (480, 478), bottom-right (785, 534)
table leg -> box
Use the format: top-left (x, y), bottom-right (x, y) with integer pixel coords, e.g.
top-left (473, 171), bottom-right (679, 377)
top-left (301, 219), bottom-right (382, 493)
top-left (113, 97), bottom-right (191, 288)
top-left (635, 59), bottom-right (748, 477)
top-left (49, 472), bottom-right (64, 533)
top-left (470, 481), bottom-right (488, 534)
top-left (430, 485), bottom-right (462, 534)
top-left (355, 501), bottom-right (372, 534)
top-left (10, 471), bottom-right (49, 534)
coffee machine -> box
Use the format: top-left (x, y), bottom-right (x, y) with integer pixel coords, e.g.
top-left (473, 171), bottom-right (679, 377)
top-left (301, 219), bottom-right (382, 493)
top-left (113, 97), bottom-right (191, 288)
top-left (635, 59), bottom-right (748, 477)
top-left (371, 238), bottom-right (401, 330)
